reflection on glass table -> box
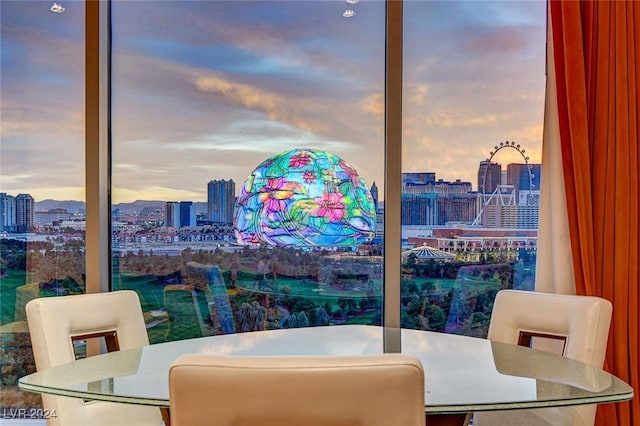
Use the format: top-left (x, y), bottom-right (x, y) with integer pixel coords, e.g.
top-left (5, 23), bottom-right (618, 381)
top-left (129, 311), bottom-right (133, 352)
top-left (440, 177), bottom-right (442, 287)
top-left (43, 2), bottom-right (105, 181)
top-left (19, 325), bottom-right (633, 426)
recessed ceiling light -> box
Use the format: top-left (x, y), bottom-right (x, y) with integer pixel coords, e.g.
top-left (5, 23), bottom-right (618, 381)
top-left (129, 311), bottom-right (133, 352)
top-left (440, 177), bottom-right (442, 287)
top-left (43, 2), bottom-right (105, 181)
top-left (50, 2), bottom-right (65, 13)
top-left (343, 9), bottom-right (356, 18)
top-left (346, 0), bottom-right (360, 4)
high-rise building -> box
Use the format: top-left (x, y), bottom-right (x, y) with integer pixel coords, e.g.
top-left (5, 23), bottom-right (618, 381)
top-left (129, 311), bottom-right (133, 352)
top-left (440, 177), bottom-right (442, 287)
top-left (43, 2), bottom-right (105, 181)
top-left (481, 204), bottom-right (539, 229)
top-left (437, 193), bottom-right (477, 224)
top-left (179, 201), bottom-right (195, 227)
top-left (0, 193), bottom-right (17, 232)
top-left (517, 205), bottom-right (539, 229)
top-left (477, 160), bottom-right (501, 194)
top-left (163, 201), bottom-right (194, 228)
top-left (374, 202), bottom-right (384, 242)
top-left (34, 209), bottom-right (71, 226)
top-left (506, 163), bottom-right (542, 201)
top-left (370, 181), bottom-right (379, 211)
top-left (403, 172), bottom-right (436, 186)
top-left (165, 202), bottom-right (181, 228)
top-left (207, 179), bottom-right (236, 224)
top-left (401, 173), bottom-right (476, 225)
top-left (404, 179), bottom-right (472, 195)
top-left (401, 193), bottom-right (438, 226)
top-left (15, 193), bottom-right (34, 233)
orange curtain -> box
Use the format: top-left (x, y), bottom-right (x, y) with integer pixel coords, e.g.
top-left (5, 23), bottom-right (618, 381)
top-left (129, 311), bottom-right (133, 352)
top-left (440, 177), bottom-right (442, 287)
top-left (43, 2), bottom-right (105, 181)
top-left (549, 0), bottom-right (639, 424)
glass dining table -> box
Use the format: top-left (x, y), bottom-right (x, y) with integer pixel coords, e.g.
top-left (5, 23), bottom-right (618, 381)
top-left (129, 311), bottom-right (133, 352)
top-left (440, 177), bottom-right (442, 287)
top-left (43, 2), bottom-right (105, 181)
top-left (19, 325), bottom-right (633, 426)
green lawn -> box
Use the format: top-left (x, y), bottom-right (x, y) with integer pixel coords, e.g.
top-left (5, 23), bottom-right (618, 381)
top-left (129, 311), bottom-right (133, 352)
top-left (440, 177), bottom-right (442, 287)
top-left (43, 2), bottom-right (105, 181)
top-left (345, 311), bottom-right (378, 325)
top-left (0, 268), bottom-right (501, 342)
top-left (0, 270), bottom-right (30, 325)
top-left (112, 271), bottom-right (173, 343)
top-left (112, 271), bottom-right (166, 312)
top-left (236, 277), bottom-right (381, 299)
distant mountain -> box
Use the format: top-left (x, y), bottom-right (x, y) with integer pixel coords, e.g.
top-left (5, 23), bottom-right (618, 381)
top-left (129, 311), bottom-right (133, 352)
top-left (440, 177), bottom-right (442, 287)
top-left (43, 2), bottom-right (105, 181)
top-left (35, 199), bottom-right (208, 215)
top-left (114, 200), bottom-right (207, 214)
top-left (35, 199), bottom-right (86, 213)
top-left (113, 200), bottom-right (166, 214)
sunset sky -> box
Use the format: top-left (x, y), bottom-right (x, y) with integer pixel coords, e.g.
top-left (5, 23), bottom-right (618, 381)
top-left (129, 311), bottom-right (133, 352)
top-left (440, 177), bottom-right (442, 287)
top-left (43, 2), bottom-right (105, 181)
top-left (1, 0), bottom-right (546, 204)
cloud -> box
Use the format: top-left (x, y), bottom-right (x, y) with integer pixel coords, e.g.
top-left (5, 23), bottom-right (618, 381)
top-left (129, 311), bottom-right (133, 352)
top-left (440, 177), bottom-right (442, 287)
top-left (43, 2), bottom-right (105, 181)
top-left (195, 76), bottom-right (285, 117)
top-left (461, 27), bottom-right (529, 54)
top-left (360, 93), bottom-right (383, 116)
top-left (109, 50), bottom-right (384, 189)
top-left (423, 112), bottom-right (503, 129)
top-left (0, 173), bottom-right (32, 186)
top-left (113, 50), bottom-right (376, 141)
top-left (405, 84), bottom-right (431, 108)
top-left (2, 0), bottom-right (545, 204)
top-left (192, 72), bottom-right (375, 138)
top-left (507, 124), bottom-right (543, 163)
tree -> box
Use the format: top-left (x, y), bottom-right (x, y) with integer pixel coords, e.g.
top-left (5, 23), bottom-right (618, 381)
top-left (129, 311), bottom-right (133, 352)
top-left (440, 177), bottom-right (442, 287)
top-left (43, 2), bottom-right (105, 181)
top-left (269, 258), bottom-right (279, 280)
top-left (287, 313), bottom-right (298, 328)
top-left (297, 311), bottom-right (309, 327)
top-left (280, 285), bottom-right (292, 294)
top-left (237, 301), bottom-right (267, 332)
top-left (425, 304), bottom-right (447, 332)
top-left (314, 307), bottom-right (330, 326)
top-left (421, 281), bottom-right (435, 295)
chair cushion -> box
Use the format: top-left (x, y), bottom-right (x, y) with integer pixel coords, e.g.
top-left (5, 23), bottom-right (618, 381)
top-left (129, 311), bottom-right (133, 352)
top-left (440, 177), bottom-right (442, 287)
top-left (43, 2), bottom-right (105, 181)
top-left (169, 353), bottom-right (425, 426)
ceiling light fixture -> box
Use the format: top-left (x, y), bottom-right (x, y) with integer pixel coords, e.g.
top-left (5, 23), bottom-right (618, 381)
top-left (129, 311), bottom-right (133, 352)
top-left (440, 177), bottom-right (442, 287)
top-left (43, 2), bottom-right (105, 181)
top-left (50, 3), bottom-right (65, 13)
top-left (343, 9), bottom-right (356, 18)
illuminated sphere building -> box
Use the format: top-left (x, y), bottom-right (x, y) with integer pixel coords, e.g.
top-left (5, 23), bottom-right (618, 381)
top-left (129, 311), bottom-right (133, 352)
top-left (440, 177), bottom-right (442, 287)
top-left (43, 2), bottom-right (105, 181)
top-left (234, 148), bottom-right (376, 247)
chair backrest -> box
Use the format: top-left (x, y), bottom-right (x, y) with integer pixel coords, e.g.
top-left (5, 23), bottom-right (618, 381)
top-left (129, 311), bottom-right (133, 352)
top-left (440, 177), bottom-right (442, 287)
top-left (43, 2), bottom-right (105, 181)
top-left (488, 289), bottom-right (612, 368)
top-left (478, 289), bottom-right (613, 426)
top-left (26, 290), bottom-right (163, 426)
top-left (169, 353), bottom-right (426, 426)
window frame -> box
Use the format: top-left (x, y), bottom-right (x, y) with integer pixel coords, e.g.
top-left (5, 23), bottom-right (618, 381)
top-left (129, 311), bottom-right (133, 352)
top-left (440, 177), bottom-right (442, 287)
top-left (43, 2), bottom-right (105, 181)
top-left (85, 0), bottom-right (404, 336)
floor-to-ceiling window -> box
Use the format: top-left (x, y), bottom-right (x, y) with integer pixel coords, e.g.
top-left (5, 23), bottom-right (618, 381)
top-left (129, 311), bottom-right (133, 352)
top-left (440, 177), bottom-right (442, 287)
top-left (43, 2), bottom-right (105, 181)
top-left (0, 0), bottom-right (545, 418)
top-left (110, 0), bottom-right (386, 343)
top-left (109, 0), bottom-right (545, 344)
top-left (0, 0), bottom-right (85, 414)
top-left (401, 0), bottom-right (546, 337)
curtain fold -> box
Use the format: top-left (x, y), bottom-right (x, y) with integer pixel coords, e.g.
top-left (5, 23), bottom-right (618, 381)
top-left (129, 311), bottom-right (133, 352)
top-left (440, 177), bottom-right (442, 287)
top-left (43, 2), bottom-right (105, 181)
top-left (548, 1), bottom-right (640, 424)
top-left (535, 1), bottom-right (575, 295)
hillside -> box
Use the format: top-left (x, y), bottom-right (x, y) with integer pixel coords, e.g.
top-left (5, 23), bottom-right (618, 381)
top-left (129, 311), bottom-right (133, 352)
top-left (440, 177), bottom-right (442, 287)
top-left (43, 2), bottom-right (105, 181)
top-left (35, 200), bottom-right (208, 214)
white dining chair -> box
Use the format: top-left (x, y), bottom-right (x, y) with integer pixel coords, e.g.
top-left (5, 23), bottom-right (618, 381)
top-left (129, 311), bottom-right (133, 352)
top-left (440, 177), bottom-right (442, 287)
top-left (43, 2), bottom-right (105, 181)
top-left (26, 290), bottom-right (164, 426)
top-left (473, 289), bottom-right (613, 426)
top-left (169, 353), bottom-right (426, 426)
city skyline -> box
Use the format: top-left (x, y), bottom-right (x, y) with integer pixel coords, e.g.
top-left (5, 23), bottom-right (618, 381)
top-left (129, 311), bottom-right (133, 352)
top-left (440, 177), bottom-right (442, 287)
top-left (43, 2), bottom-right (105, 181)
top-left (1, 1), bottom-right (546, 204)
top-left (3, 157), bottom-right (541, 231)
top-left (1, 155), bottom-right (541, 208)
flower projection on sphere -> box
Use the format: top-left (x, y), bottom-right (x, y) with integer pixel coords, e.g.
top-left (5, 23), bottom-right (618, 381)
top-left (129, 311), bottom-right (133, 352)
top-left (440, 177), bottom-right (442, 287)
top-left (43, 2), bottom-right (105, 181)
top-left (234, 148), bottom-right (376, 247)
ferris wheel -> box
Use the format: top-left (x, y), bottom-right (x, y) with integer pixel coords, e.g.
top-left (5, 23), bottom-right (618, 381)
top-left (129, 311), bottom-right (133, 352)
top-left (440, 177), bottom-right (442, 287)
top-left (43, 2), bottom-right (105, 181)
top-left (472, 141), bottom-right (536, 226)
